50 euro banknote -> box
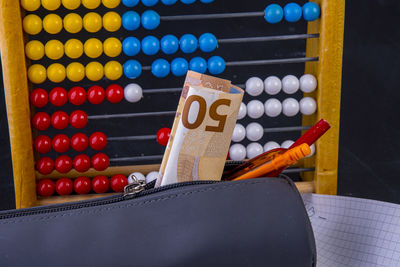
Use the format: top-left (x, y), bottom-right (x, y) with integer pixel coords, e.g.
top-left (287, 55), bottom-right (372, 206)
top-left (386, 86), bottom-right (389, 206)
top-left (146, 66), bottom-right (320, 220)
top-left (156, 71), bottom-right (244, 187)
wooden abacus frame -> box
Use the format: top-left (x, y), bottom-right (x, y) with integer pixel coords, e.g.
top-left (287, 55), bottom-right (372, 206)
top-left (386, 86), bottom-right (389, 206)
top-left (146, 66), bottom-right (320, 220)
top-left (0, 0), bottom-right (344, 209)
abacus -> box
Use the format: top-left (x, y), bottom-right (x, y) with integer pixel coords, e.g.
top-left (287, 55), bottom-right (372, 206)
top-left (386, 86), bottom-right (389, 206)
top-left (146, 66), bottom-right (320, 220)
top-left (0, 0), bottom-right (344, 208)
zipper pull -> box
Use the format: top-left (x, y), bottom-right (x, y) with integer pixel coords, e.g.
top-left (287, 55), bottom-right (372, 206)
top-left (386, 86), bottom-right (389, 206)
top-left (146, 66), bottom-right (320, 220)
top-left (123, 174), bottom-right (146, 199)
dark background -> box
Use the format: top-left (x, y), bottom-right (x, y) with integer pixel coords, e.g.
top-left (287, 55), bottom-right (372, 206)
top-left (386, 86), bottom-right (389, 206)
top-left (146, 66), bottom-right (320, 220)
top-left (1, 0), bottom-right (399, 210)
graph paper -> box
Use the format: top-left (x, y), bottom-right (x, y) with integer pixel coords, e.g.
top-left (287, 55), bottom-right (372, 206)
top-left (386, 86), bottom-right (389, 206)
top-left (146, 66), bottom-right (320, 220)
top-left (301, 194), bottom-right (400, 267)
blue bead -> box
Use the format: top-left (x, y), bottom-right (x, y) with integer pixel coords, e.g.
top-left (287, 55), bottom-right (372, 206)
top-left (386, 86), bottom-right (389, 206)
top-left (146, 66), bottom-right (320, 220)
top-left (161, 0), bottom-right (177, 4)
top-left (123, 60), bottom-right (142, 79)
top-left (171, 58), bottom-right (188, 76)
top-left (142, 0), bottom-right (158, 7)
top-left (180, 0), bottom-right (195, 4)
top-left (160, 35), bottom-right (179, 55)
top-left (208, 56), bottom-right (225, 75)
top-left (302, 2), bottom-right (320, 21)
top-left (141, 36), bottom-right (160, 55)
top-left (199, 33), bottom-right (218, 53)
top-left (152, 59), bottom-right (170, 78)
top-left (180, 34), bottom-right (198, 54)
top-left (141, 10), bottom-right (160, 30)
top-left (200, 0), bottom-right (213, 3)
top-left (122, 11), bottom-right (140, 31)
top-left (264, 4), bottom-right (283, 24)
top-left (189, 57), bottom-right (207, 74)
top-left (122, 37), bottom-right (141, 56)
top-left (122, 0), bottom-right (139, 7)
top-left (284, 3), bottom-right (302, 22)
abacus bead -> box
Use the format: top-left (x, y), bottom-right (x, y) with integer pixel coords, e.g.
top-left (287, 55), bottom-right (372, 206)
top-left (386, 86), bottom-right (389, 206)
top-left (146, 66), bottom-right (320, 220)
top-left (104, 38), bottom-right (122, 57)
top-left (124, 83), bottom-right (143, 103)
top-left (181, 0), bottom-right (195, 4)
top-left (67, 62), bottom-right (85, 82)
top-left (41, 0), bottom-right (61, 11)
top-left (65, 39), bottom-right (84, 59)
top-left (302, 2), bottom-right (320, 21)
top-left (103, 11), bottom-right (122, 32)
top-left (89, 132), bottom-right (108, 150)
top-left (142, 0), bottom-right (158, 6)
top-left (229, 144), bottom-right (246, 161)
top-left (122, 0), bottom-right (139, 7)
top-left (122, 37), bottom-right (141, 56)
top-left (82, 0), bottom-right (101, 9)
top-left (247, 143), bottom-right (264, 159)
top-left (245, 77), bottom-right (264, 96)
top-left (28, 64), bottom-right (47, 84)
top-left (282, 75), bottom-right (299, 94)
top-left (63, 13), bottom-right (83, 34)
top-left (74, 177), bottom-right (91, 194)
top-left (246, 122), bottom-right (264, 142)
top-left (32, 112), bottom-right (51, 131)
top-left (199, 33), bottom-right (218, 53)
top-left (25, 41), bottom-right (45, 61)
top-left (281, 140), bottom-right (294, 149)
top-left (123, 60), bottom-right (142, 79)
top-left (49, 87), bottom-right (68, 106)
top-left (110, 174), bottom-right (128, 192)
top-left (47, 63), bottom-right (66, 83)
top-left (264, 4), bottom-right (283, 24)
top-left (161, 0), bottom-right (177, 5)
top-left (104, 61), bottom-right (123, 80)
top-left (106, 84), bottom-right (124, 103)
top-left (141, 36), bottom-right (160, 55)
top-left (264, 141), bottom-right (280, 152)
top-left (51, 111), bottom-right (69, 129)
top-left (86, 62), bottom-right (104, 81)
top-left (232, 123), bottom-right (246, 142)
top-left (43, 14), bottom-right (63, 34)
top-left (88, 85), bottom-right (105, 104)
top-left (103, 0), bottom-right (121, 8)
top-left (237, 102), bottom-right (247, 120)
top-left (71, 133), bottom-right (89, 152)
top-left (189, 57), bottom-right (207, 73)
top-left (92, 176), bottom-right (110, 193)
top-left (52, 134), bottom-right (70, 153)
top-left (91, 153), bottom-right (109, 171)
top-left (284, 3), bottom-right (302, 22)
top-left (62, 0), bottom-right (81, 10)
top-left (122, 11), bottom-right (140, 31)
top-left (56, 178), bottom-right (73, 195)
top-left (171, 58), bottom-right (188, 76)
top-left (264, 98), bottom-right (282, 117)
top-left (299, 97), bottom-right (317, 115)
top-left (152, 59), bottom-right (170, 78)
top-left (264, 76), bottom-right (282, 95)
top-left (208, 56), bottom-right (225, 75)
top-left (84, 38), bottom-right (103, 58)
top-left (73, 155), bottom-right (91, 172)
top-left (45, 40), bottom-right (64, 60)
top-left (34, 135), bottom-right (52, 154)
top-left (37, 179), bottom-right (55, 197)
top-left (299, 74), bottom-right (317, 93)
top-left (282, 98), bottom-right (300, 117)
top-left (144, 172), bottom-right (157, 183)
top-left (141, 10), bottom-right (160, 30)
top-left (21, 0), bottom-right (41, 11)
top-left (68, 87), bottom-right (87, 105)
top-left (129, 172), bottom-right (145, 182)
top-left (36, 157), bottom-right (54, 175)
top-left (156, 127), bottom-right (171, 146)
top-left (30, 88), bottom-right (48, 108)
top-left (23, 14), bottom-right (42, 35)
top-left (180, 34), bottom-right (197, 53)
top-left (247, 100), bottom-right (264, 119)
top-left (83, 12), bottom-right (102, 33)
top-left (161, 35), bottom-right (179, 54)
top-left (70, 110), bottom-right (88, 128)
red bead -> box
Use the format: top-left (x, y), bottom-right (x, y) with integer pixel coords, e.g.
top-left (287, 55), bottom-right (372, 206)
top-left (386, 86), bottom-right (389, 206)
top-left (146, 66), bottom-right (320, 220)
top-left (52, 134), bottom-right (70, 153)
top-left (71, 133), bottom-right (89, 152)
top-left (70, 110), bottom-right (88, 129)
top-left (92, 175), bottom-right (109, 193)
top-left (91, 153), bottom-right (109, 171)
top-left (110, 174), bottom-right (128, 192)
top-left (30, 88), bottom-right (48, 108)
top-left (68, 86), bottom-right (87, 105)
top-left (89, 132), bottom-right (107, 151)
top-left (36, 179), bottom-right (56, 197)
top-left (51, 111), bottom-right (69, 130)
top-left (88, 85), bottom-right (105, 104)
top-left (32, 112), bottom-right (51, 131)
top-left (34, 135), bottom-right (52, 154)
top-left (156, 127), bottom-right (171, 146)
top-left (56, 178), bottom-right (73, 195)
top-left (74, 176), bottom-right (91, 194)
top-left (54, 155), bottom-right (73, 173)
top-left (36, 157), bottom-right (54, 175)
top-left (106, 84), bottom-right (124, 103)
top-left (49, 87), bottom-right (68, 106)
top-left (73, 154), bottom-right (91, 172)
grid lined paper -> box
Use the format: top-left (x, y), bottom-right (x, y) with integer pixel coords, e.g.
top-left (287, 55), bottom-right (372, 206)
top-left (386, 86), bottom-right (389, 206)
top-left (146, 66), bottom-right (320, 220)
top-left (302, 194), bottom-right (400, 267)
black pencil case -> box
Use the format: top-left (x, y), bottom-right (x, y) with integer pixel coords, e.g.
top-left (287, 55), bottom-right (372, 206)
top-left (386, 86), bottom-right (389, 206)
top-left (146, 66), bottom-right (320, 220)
top-left (0, 176), bottom-right (316, 267)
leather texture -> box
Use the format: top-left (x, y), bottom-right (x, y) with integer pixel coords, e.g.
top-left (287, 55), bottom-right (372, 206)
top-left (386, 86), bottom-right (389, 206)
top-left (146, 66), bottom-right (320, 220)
top-left (0, 178), bottom-right (316, 267)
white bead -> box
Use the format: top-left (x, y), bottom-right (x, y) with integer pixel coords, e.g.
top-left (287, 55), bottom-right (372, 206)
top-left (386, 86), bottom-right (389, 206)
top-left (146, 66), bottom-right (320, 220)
top-left (307, 144), bottom-right (316, 157)
top-left (232, 123), bottom-right (246, 142)
top-left (282, 98), bottom-right (300, 117)
top-left (245, 77), bottom-right (264, 96)
top-left (263, 141), bottom-right (280, 152)
top-left (237, 102), bottom-right (247, 120)
top-left (124, 83), bottom-right (143, 103)
top-left (246, 142), bottom-right (264, 159)
top-left (128, 172), bottom-right (146, 184)
top-left (300, 74), bottom-right (317, 93)
top-left (229, 144), bottom-right (246, 161)
top-left (246, 100), bottom-right (264, 119)
top-left (146, 171), bottom-right (159, 183)
top-left (281, 140), bottom-right (294, 149)
top-left (299, 97), bottom-right (317, 115)
top-left (264, 76), bottom-right (281, 95)
top-left (246, 122), bottom-right (264, 142)
top-left (264, 98), bottom-right (282, 117)
top-left (282, 75), bottom-right (299, 94)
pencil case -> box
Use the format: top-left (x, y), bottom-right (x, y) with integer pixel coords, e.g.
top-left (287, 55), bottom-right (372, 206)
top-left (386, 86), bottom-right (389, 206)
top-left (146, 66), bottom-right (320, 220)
top-left (0, 176), bottom-right (316, 267)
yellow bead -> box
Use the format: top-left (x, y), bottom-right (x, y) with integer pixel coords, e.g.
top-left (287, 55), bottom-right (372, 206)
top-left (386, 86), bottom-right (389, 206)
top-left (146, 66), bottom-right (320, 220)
top-left (104, 61), bottom-right (122, 80)
top-left (45, 40), bottom-right (64, 60)
top-left (103, 37), bottom-right (121, 57)
top-left (66, 62), bottom-right (85, 82)
top-left (102, 11), bottom-right (121, 32)
top-left (82, 0), bottom-right (101, 9)
top-left (25, 40), bottom-right (45, 61)
top-left (86, 62), bottom-right (104, 81)
top-left (62, 0), bottom-right (81, 10)
top-left (43, 14), bottom-right (63, 34)
top-left (83, 12), bottom-right (102, 33)
top-left (41, 0), bottom-right (61, 11)
top-left (47, 63), bottom-right (66, 83)
top-left (22, 14), bottom-right (42, 35)
top-left (84, 38), bottom-right (103, 58)
top-left (65, 39), bottom-right (84, 59)
top-left (21, 0), bottom-right (41, 11)
top-left (28, 64), bottom-right (47, 84)
top-left (63, 13), bottom-right (82, 34)
top-left (102, 0), bottom-right (120, 8)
